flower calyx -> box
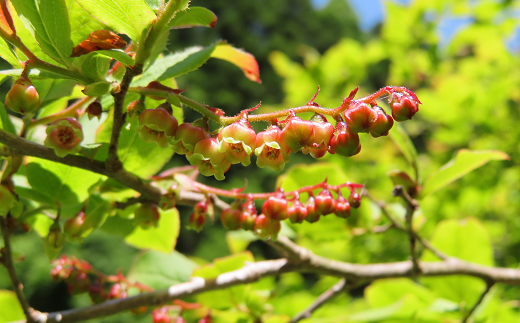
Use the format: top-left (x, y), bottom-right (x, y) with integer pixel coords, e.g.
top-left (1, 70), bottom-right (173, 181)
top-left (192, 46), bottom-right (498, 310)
top-left (187, 138), bottom-right (231, 181)
top-left (218, 119), bottom-right (256, 166)
top-left (255, 125), bottom-right (290, 171)
top-left (44, 117), bottom-right (84, 157)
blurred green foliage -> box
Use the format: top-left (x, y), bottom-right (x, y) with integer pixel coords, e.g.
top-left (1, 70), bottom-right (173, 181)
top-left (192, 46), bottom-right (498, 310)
top-left (2, 0), bottom-right (520, 322)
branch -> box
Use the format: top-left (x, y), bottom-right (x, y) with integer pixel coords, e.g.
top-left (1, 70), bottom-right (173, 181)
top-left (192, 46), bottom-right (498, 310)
top-left (10, 237), bottom-right (520, 323)
top-left (289, 278), bottom-right (352, 323)
top-left (393, 185), bottom-right (420, 274)
top-left (0, 217), bottom-right (35, 323)
top-left (462, 281), bottom-right (495, 323)
top-left (106, 67), bottom-right (136, 172)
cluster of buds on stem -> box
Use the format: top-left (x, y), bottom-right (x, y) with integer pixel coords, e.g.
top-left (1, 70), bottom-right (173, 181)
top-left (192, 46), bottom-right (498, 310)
top-left (185, 179), bottom-right (364, 240)
top-left (51, 255), bottom-right (151, 304)
top-left (136, 87), bottom-right (420, 180)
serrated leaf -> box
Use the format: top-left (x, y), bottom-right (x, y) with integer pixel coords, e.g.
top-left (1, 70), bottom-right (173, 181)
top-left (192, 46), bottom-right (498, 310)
top-left (11, 0), bottom-right (73, 66)
top-left (211, 43), bottom-right (261, 83)
top-left (0, 37), bottom-right (22, 67)
top-left (81, 52), bottom-right (111, 82)
top-left (96, 112), bottom-right (175, 177)
top-left (169, 7), bottom-right (218, 29)
top-left (0, 102), bottom-right (16, 135)
top-left (389, 123), bottom-right (419, 181)
top-left (132, 46), bottom-right (203, 86)
top-left (75, 0), bottom-right (156, 42)
top-left (420, 149), bottom-right (510, 197)
top-left (125, 208), bottom-right (180, 253)
top-left (0, 290), bottom-right (25, 322)
top-left (127, 250), bottom-right (197, 290)
top-left (25, 157), bottom-right (105, 207)
top-left (97, 49), bottom-right (135, 66)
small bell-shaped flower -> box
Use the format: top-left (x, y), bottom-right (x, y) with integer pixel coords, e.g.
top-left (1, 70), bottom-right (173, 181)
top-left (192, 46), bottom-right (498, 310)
top-left (254, 214), bottom-right (281, 240)
top-left (187, 138), bottom-right (231, 181)
top-left (369, 106), bottom-right (394, 137)
top-left (390, 92), bottom-right (419, 121)
top-left (217, 119), bottom-right (256, 166)
top-left (171, 122), bottom-right (209, 155)
top-left (255, 125), bottom-right (290, 171)
top-left (344, 102), bottom-right (376, 134)
top-left (136, 104), bottom-right (178, 148)
top-left (329, 121), bottom-right (361, 157)
top-left (262, 193), bottom-right (288, 221)
top-left (44, 118), bottom-right (84, 157)
top-left (280, 114), bottom-right (315, 152)
top-left (305, 114), bottom-right (334, 158)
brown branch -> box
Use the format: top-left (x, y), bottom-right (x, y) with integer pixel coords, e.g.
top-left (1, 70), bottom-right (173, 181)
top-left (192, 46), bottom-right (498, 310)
top-left (0, 217), bottom-right (36, 323)
top-left (462, 281), bottom-right (495, 323)
top-left (106, 67), bottom-right (136, 172)
top-left (289, 278), bottom-right (353, 323)
top-left (9, 237), bottom-right (520, 323)
top-left (365, 192), bottom-right (450, 261)
top-left (393, 185), bottom-right (420, 274)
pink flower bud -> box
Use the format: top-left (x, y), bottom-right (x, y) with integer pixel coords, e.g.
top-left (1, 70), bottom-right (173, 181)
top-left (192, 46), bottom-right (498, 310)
top-left (255, 125), bottom-right (290, 171)
top-left (217, 119), bottom-right (257, 166)
top-left (240, 198), bottom-right (257, 231)
top-left (334, 194), bottom-right (351, 218)
top-left (304, 195), bottom-right (320, 223)
top-left (329, 122), bottom-right (361, 157)
top-left (86, 101), bottom-right (102, 120)
top-left (262, 195), bottom-right (288, 221)
top-left (369, 106), bottom-right (394, 137)
top-left (5, 77), bottom-right (40, 114)
top-left (307, 115), bottom-right (334, 158)
top-left (390, 92), bottom-right (419, 122)
top-left (137, 106), bottom-right (178, 148)
top-left (220, 201), bottom-right (242, 230)
top-left (344, 102), bottom-right (376, 134)
top-left (64, 211), bottom-right (86, 242)
top-left (348, 192), bottom-right (362, 209)
top-left (315, 188), bottom-right (336, 215)
top-left (254, 214), bottom-right (281, 240)
top-left (280, 115), bottom-right (315, 152)
top-left (44, 118), bottom-right (84, 157)
top-left (288, 199), bottom-right (307, 224)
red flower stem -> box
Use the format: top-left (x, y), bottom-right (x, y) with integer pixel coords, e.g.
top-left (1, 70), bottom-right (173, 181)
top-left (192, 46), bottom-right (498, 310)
top-left (129, 86), bottom-right (408, 125)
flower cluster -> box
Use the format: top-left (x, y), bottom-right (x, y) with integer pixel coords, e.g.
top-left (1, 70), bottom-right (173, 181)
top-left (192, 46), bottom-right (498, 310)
top-left (51, 255), bottom-right (151, 304)
top-left (187, 181), bottom-right (364, 240)
top-left (131, 88), bottom-right (420, 180)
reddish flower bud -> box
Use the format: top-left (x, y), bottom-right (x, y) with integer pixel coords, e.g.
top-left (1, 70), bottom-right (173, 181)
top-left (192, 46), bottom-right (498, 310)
top-left (304, 195), bottom-right (320, 223)
top-left (306, 116), bottom-right (334, 158)
top-left (152, 307), bottom-right (172, 323)
top-left (369, 106), bottom-right (394, 137)
top-left (108, 283), bottom-right (127, 299)
top-left (240, 198), bottom-right (257, 231)
top-left (254, 214), bottom-right (281, 240)
top-left (390, 92), bottom-right (419, 122)
top-left (44, 118), bottom-right (84, 157)
top-left (66, 269), bottom-right (90, 295)
top-left (187, 138), bottom-right (231, 181)
top-left (134, 203), bottom-right (160, 229)
top-left (334, 194), bottom-right (351, 218)
top-left (262, 195), bottom-right (288, 221)
top-left (171, 123), bottom-right (209, 155)
top-left (329, 122), bottom-right (361, 157)
top-left (344, 102), bottom-right (376, 134)
top-left (5, 77), bottom-right (40, 114)
top-left (86, 101), bottom-right (102, 120)
top-left (220, 201), bottom-right (242, 230)
top-left (281, 116), bottom-right (315, 152)
top-left (89, 283), bottom-right (107, 304)
top-left (64, 211), bottom-right (86, 242)
top-left (137, 106), bottom-right (178, 148)
top-left (126, 100), bottom-right (145, 119)
top-left (187, 201), bottom-right (208, 232)
top-left (217, 119), bottom-right (256, 166)
top-left (255, 125), bottom-right (290, 171)
top-left (315, 188), bottom-right (336, 215)
top-left (198, 313), bottom-right (213, 323)
top-left (348, 192), bottom-right (362, 208)
top-left (288, 199), bottom-right (307, 224)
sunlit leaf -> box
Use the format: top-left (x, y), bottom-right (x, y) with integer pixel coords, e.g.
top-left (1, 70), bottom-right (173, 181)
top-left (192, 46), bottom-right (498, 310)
top-left (420, 149), bottom-right (510, 197)
top-left (0, 37), bottom-right (21, 67)
top-left (169, 7), bottom-right (218, 29)
top-left (0, 290), bottom-right (24, 322)
top-left (125, 208), bottom-right (180, 253)
top-left (97, 49), bottom-right (134, 66)
top-left (211, 43), bottom-right (261, 83)
top-left (11, 0), bottom-right (73, 66)
top-left (0, 102), bottom-right (16, 135)
top-left (389, 123), bottom-right (419, 181)
top-left (75, 0), bottom-right (156, 42)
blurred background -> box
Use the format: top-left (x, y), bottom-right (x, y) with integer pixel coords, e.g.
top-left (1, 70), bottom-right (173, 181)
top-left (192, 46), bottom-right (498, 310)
top-left (2, 0), bottom-right (520, 322)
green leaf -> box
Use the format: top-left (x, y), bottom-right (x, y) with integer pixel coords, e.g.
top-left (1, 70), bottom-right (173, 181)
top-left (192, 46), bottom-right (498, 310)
top-left (0, 37), bottom-right (22, 67)
top-left (132, 46), bottom-right (204, 86)
top-left (82, 81), bottom-right (112, 97)
top-left (97, 49), bottom-right (135, 66)
top-left (25, 157), bottom-right (105, 207)
top-left (32, 79), bottom-right (76, 102)
top-left (81, 52), bottom-right (111, 82)
top-left (421, 218), bottom-right (493, 305)
top-left (127, 250), bottom-right (197, 290)
top-left (192, 251), bottom-right (255, 279)
top-left (389, 122), bottom-right (420, 181)
top-left (75, 0), bottom-right (156, 42)
top-left (11, 0), bottom-right (73, 66)
top-left (80, 195), bottom-right (110, 237)
top-left (0, 290), bottom-right (25, 322)
top-left (157, 44), bottom-right (217, 81)
top-left (277, 162), bottom-right (350, 193)
top-left (420, 149), bottom-right (510, 197)
top-left (0, 102), bottom-right (16, 135)
top-left (365, 278), bottom-right (435, 308)
top-left (96, 113), bottom-right (175, 177)
top-left (66, 0), bottom-right (106, 45)
top-left (124, 208), bottom-right (180, 253)
top-left (226, 230), bottom-right (257, 253)
top-left (169, 7), bottom-right (218, 29)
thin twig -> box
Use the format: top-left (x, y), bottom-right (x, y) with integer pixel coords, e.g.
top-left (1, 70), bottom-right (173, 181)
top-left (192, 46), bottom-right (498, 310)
top-left (365, 191), bottom-right (450, 261)
top-left (289, 278), bottom-right (352, 323)
top-left (393, 185), bottom-right (420, 274)
top-left (0, 217), bottom-right (35, 323)
top-left (462, 280), bottom-right (495, 323)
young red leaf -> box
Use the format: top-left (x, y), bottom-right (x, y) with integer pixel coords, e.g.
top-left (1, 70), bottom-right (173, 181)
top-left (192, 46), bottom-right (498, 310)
top-left (211, 43), bottom-right (261, 83)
